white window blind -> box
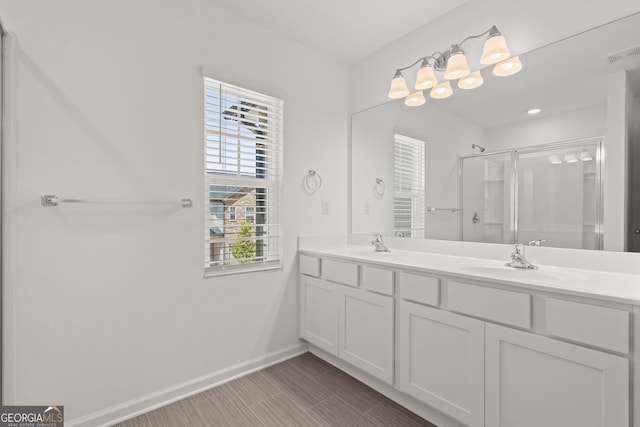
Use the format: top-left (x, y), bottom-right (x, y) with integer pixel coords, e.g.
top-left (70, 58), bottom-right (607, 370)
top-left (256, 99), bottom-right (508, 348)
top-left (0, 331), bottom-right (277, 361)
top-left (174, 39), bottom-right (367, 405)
top-left (394, 134), bottom-right (425, 238)
top-left (204, 77), bottom-right (283, 276)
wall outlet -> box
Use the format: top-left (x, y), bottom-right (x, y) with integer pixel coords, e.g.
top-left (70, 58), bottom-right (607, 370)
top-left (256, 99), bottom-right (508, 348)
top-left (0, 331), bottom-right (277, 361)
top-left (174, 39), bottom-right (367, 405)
top-left (322, 200), bottom-right (330, 214)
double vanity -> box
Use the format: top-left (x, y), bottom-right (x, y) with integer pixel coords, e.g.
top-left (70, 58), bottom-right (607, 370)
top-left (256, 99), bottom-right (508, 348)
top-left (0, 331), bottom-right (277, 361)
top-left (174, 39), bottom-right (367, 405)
top-left (298, 235), bottom-right (640, 427)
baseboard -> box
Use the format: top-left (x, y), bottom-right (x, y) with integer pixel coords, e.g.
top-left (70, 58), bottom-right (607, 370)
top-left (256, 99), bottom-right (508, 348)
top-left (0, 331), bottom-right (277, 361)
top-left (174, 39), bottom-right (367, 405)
top-left (67, 342), bottom-right (308, 427)
top-left (309, 346), bottom-right (465, 427)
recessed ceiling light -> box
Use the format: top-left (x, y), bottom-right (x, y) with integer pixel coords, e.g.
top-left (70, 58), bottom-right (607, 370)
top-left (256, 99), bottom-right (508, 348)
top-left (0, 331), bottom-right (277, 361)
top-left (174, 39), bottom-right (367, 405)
top-left (527, 108), bottom-right (541, 115)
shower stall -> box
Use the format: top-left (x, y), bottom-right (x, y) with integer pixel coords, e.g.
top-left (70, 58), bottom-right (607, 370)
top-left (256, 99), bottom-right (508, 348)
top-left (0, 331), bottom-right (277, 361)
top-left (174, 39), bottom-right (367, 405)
top-left (460, 138), bottom-right (603, 250)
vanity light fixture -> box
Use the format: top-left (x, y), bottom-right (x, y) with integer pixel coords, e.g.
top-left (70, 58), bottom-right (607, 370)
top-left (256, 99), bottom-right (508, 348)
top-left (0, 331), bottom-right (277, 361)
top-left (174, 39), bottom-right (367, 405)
top-left (387, 25), bottom-right (520, 105)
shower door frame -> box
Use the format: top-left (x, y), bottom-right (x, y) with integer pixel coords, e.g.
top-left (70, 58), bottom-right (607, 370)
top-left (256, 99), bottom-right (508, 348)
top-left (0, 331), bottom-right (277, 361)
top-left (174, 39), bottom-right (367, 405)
top-left (459, 137), bottom-right (604, 249)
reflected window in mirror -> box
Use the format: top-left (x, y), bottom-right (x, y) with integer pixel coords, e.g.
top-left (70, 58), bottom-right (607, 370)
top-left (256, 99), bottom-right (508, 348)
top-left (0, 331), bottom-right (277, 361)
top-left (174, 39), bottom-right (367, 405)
top-left (394, 134), bottom-right (425, 238)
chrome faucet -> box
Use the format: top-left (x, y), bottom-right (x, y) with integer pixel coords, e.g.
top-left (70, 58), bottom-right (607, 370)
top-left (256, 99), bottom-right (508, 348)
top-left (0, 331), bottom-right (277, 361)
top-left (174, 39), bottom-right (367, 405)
top-left (371, 234), bottom-right (390, 252)
top-left (505, 243), bottom-right (537, 270)
top-left (528, 239), bottom-right (546, 246)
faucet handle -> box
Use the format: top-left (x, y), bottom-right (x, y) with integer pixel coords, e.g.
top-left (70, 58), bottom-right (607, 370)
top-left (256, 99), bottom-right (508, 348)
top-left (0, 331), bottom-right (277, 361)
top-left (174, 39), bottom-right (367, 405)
top-left (528, 239), bottom-right (546, 246)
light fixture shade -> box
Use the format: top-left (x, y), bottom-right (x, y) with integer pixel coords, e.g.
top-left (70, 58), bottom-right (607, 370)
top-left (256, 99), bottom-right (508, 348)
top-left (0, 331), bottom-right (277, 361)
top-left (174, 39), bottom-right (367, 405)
top-left (564, 153), bottom-right (578, 163)
top-left (388, 73), bottom-right (410, 99)
top-left (548, 155), bottom-right (562, 165)
top-left (444, 50), bottom-right (470, 80)
top-left (580, 150), bottom-right (593, 162)
top-left (458, 70), bottom-right (483, 90)
top-left (493, 56), bottom-right (522, 77)
top-left (481, 34), bottom-right (511, 64)
top-left (415, 64), bottom-right (438, 89)
top-left (404, 91), bottom-right (426, 107)
top-left (430, 81), bottom-right (453, 99)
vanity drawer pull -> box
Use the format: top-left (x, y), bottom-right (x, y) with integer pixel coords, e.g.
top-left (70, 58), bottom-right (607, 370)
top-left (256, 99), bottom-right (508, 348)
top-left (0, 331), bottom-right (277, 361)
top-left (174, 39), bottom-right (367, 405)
top-left (299, 255), bottom-right (320, 277)
top-left (398, 272), bottom-right (439, 306)
top-left (322, 259), bottom-right (359, 287)
top-left (546, 298), bottom-right (629, 353)
top-left (448, 281), bottom-right (531, 329)
top-left (361, 266), bottom-right (393, 295)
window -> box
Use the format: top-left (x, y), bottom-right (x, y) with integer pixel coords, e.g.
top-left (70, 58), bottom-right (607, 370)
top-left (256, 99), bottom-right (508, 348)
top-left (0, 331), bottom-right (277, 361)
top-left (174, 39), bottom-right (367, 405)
top-left (204, 77), bottom-right (283, 276)
top-left (245, 206), bottom-right (255, 223)
top-left (394, 134), bottom-right (425, 238)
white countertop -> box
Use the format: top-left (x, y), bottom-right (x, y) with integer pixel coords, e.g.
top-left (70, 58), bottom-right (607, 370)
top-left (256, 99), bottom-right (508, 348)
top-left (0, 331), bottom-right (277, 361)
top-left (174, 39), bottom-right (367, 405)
top-left (299, 244), bottom-right (640, 306)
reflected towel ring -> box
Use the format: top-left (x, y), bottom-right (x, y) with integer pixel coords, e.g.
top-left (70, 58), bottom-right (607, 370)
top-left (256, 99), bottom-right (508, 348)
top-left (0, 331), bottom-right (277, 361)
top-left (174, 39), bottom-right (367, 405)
top-left (374, 178), bottom-right (386, 198)
top-left (304, 170), bottom-right (322, 193)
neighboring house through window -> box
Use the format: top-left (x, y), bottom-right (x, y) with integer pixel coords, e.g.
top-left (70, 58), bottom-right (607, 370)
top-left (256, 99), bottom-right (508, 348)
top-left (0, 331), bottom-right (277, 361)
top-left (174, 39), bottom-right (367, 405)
top-left (204, 77), bottom-right (283, 276)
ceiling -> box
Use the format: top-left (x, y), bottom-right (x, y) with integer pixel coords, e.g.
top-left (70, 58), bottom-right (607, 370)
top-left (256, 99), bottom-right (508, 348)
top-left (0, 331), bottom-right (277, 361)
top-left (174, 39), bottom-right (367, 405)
top-left (207, 0), bottom-right (469, 63)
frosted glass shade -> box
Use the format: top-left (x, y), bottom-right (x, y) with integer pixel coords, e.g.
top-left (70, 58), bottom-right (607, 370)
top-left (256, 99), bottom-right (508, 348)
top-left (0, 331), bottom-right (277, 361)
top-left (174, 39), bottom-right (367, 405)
top-left (481, 35), bottom-right (511, 64)
top-left (415, 65), bottom-right (438, 89)
top-left (404, 91), bottom-right (426, 107)
top-left (444, 52), bottom-right (470, 80)
top-left (430, 81), bottom-right (453, 99)
top-left (458, 70), bottom-right (483, 90)
top-left (388, 75), bottom-right (410, 99)
top-left (493, 56), bottom-right (522, 76)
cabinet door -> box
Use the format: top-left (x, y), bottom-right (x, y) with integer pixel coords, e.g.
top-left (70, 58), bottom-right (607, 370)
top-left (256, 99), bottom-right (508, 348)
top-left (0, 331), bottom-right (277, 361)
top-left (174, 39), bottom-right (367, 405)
top-left (339, 287), bottom-right (394, 384)
top-left (300, 276), bottom-right (339, 356)
top-left (486, 323), bottom-right (629, 427)
top-left (398, 300), bottom-right (485, 426)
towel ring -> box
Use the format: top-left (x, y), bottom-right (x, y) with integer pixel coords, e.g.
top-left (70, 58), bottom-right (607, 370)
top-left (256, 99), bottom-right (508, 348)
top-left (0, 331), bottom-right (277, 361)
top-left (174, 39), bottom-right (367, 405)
top-left (304, 170), bottom-right (322, 193)
top-left (374, 178), bottom-right (385, 198)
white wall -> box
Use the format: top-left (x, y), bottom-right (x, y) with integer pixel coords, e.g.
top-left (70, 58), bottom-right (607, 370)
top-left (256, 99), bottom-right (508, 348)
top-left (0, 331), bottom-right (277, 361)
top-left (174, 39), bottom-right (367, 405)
top-left (351, 101), bottom-right (483, 240)
top-left (0, 0), bottom-right (348, 424)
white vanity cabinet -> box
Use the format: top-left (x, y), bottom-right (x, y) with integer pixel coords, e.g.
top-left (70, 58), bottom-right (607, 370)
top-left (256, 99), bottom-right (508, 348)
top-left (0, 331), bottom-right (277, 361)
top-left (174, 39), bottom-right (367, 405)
top-left (399, 300), bottom-right (485, 427)
top-left (299, 256), bottom-right (394, 384)
top-left (299, 248), bottom-right (636, 427)
top-left (299, 275), bottom-right (339, 356)
top-left (486, 323), bottom-right (629, 427)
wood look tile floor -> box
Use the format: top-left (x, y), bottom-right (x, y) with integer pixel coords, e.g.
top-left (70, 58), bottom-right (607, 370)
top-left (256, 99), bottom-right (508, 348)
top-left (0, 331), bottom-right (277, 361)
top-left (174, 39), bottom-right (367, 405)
top-left (112, 352), bottom-right (436, 427)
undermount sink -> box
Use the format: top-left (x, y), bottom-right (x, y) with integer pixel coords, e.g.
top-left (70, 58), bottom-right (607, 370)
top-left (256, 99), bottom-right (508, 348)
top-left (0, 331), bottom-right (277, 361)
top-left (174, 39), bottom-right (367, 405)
top-left (458, 264), bottom-right (572, 283)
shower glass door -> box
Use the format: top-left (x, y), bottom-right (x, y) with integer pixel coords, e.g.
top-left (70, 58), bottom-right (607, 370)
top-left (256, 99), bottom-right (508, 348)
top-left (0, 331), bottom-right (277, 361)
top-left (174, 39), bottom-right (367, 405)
top-left (460, 152), bottom-right (514, 244)
top-left (516, 141), bottom-right (602, 249)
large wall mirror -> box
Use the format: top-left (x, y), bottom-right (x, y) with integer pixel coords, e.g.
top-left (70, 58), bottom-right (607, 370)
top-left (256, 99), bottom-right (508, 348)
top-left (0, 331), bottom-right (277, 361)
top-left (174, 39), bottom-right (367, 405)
top-left (351, 12), bottom-right (640, 251)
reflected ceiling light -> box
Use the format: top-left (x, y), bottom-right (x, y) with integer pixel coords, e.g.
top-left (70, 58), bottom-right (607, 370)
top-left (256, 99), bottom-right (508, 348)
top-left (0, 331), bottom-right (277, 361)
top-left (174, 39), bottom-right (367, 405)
top-left (458, 70), bottom-right (484, 90)
top-left (493, 56), bottom-right (523, 76)
top-left (527, 107), bottom-right (541, 115)
top-left (387, 25), bottom-right (520, 105)
top-left (415, 60), bottom-right (438, 89)
top-left (430, 81), bottom-right (453, 99)
top-left (564, 153), bottom-right (579, 163)
top-left (580, 150), bottom-right (593, 161)
top-left (387, 70), bottom-right (409, 99)
top-left (404, 91), bottom-right (426, 107)
top-left (548, 155), bottom-right (562, 165)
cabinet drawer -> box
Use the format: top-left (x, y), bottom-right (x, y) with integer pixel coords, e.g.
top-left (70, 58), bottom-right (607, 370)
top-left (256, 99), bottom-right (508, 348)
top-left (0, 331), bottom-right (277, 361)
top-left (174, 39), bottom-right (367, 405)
top-left (361, 266), bottom-right (393, 296)
top-left (299, 255), bottom-right (320, 277)
top-left (448, 281), bottom-right (531, 329)
top-left (398, 272), bottom-right (439, 307)
top-left (546, 298), bottom-right (630, 353)
top-left (322, 259), bottom-right (359, 287)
